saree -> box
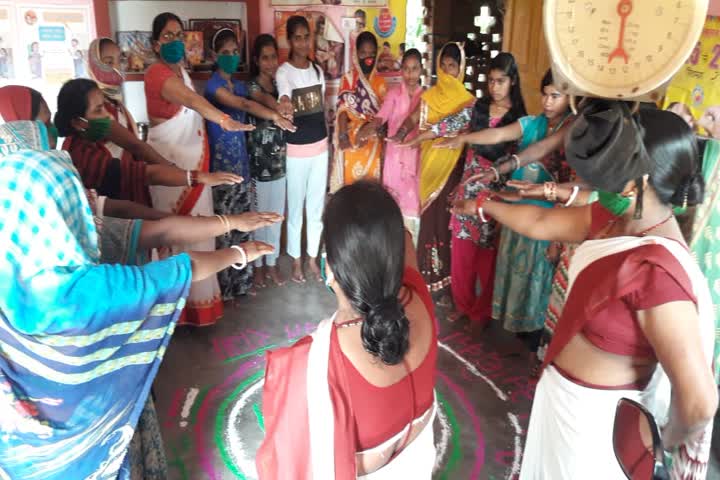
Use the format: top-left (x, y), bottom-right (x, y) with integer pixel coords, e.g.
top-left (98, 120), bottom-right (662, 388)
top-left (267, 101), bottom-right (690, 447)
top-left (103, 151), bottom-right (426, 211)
top-left (146, 67), bottom-right (223, 327)
top-left (376, 82), bottom-right (424, 235)
top-left (691, 138), bottom-right (720, 382)
top-left (330, 55), bottom-right (387, 192)
top-left (257, 317), bottom-right (437, 479)
top-left (0, 121), bottom-right (192, 480)
top-left (493, 113), bottom-right (573, 334)
top-left (521, 236), bottom-right (715, 480)
top-left (417, 43), bottom-right (475, 211)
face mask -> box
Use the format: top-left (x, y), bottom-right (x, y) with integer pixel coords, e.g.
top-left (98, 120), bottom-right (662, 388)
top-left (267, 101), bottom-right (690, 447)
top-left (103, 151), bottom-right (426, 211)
top-left (160, 40), bottom-right (185, 64)
top-left (78, 117), bottom-right (112, 142)
top-left (360, 56), bottom-right (376, 75)
top-left (598, 190), bottom-right (632, 217)
top-left (217, 54), bottom-right (240, 74)
top-left (320, 253), bottom-right (335, 294)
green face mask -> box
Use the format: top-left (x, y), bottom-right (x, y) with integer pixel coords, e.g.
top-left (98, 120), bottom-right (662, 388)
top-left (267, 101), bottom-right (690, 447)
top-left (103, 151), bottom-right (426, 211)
top-left (598, 190), bottom-right (632, 217)
top-left (217, 54), bottom-right (240, 74)
top-left (79, 117), bottom-right (112, 142)
top-left (160, 40), bottom-right (185, 64)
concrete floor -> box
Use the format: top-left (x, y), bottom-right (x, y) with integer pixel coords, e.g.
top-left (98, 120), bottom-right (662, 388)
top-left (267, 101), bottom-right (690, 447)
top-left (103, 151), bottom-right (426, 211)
top-left (154, 256), bottom-right (720, 480)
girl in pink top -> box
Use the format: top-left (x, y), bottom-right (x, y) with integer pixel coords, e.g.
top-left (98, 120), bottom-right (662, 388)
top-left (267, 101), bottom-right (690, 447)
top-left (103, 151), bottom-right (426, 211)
top-left (371, 49), bottom-right (425, 244)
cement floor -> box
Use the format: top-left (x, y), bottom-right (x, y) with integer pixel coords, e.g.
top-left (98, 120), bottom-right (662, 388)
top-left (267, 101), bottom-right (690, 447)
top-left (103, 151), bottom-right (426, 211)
top-left (154, 256), bottom-right (720, 480)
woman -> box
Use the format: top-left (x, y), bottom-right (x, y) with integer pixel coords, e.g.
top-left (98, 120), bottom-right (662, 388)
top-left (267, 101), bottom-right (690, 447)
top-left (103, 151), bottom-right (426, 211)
top-left (144, 12), bottom-right (252, 326)
top-left (447, 52), bottom-right (526, 327)
top-left (370, 48), bottom-right (424, 244)
top-left (0, 119), bottom-right (273, 480)
top-left (454, 102), bottom-right (716, 479)
top-left (440, 69), bottom-right (573, 346)
top-left (247, 34), bottom-right (294, 288)
top-left (257, 181), bottom-right (437, 478)
top-left (0, 85), bottom-right (57, 143)
top-left (276, 15), bottom-right (329, 283)
top-left (204, 28), bottom-right (295, 300)
top-left (330, 31), bottom-right (386, 191)
top-left (56, 79), bottom-right (241, 204)
top-left (397, 43), bottom-right (475, 295)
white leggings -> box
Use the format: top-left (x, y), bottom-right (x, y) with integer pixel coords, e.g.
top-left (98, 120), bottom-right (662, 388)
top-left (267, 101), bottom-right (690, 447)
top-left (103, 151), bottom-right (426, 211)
top-left (252, 177), bottom-right (286, 267)
top-left (285, 149), bottom-right (328, 259)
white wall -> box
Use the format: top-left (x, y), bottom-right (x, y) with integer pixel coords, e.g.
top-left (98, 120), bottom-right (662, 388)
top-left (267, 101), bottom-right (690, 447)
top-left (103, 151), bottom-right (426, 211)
top-left (109, 1), bottom-right (246, 123)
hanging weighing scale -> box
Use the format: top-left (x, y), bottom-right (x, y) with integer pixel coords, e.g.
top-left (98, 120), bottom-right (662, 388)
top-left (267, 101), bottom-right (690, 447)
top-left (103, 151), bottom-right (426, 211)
top-left (544, 0), bottom-right (709, 102)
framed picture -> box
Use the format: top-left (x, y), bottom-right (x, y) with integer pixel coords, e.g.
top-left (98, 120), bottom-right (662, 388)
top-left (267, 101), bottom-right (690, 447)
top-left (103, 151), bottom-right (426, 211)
top-left (116, 30), bottom-right (155, 73)
top-left (184, 31), bottom-right (204, 67)
top-left (188, 18), bottom-right (248, 72)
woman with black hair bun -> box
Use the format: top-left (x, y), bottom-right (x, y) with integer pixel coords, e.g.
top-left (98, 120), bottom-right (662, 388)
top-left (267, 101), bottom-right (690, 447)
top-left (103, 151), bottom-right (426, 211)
top-left (453, 101), bottom-right (716, 479)
top-left (257, 181), bottom-right (439, 478)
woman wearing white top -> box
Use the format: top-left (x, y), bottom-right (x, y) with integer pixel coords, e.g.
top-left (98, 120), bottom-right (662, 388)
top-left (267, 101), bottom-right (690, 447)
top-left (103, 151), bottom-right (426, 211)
top-left (276, 15), bottom-right (329, 284)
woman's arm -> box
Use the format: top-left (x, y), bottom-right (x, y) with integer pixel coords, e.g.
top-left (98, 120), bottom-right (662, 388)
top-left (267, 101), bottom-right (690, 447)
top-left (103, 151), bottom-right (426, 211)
top-left (213, 88), bottom-right (295, 131)
top-left (495, 121), bottom-right (574, 175)
top-left (138, 212), bottom-right (283, 250)
top-left (436, 121), bottom-right (523, 149)
top-left (507, 180), bottom-right (594, 206)
top-left (145, 164), bottom-right (243, 187)
top-left (452, 197), bottom-right (592, 243)
top-left (337, 111), bottom-right (351, 150)
top-left (189, 242), bottom-right (273, 282)
top-left (637, 301), bottom-right (718, 448)
top-left (248, 87), bottom-right (280, 111)
top-left (103, 198), bottom-right (171, 220)
top-left (107, 120), bottom-right (171, 167)
top-left (388, 104), bottom-right (421, 143)
top-left (160, 76), bottom-right (254, 132)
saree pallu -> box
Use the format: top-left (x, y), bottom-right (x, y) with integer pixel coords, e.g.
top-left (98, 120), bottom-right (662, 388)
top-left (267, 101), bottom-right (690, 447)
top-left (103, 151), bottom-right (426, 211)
top-left (147, 69), bottom-right (223, 327)
top-left (690, 138), bottom-right (720, 382)
top-left (330, 69), bottom-right (386, 192)
top-left (0, 140), bottom-right (192, 480)
top-left (524, 236), bottom-right (715, 480)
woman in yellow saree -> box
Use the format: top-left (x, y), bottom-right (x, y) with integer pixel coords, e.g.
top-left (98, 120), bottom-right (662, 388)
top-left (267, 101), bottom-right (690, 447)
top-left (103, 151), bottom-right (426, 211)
top-left (331, 31), bottom-right (387, 192)
top-left (397, 42), bottom-right (475, 294)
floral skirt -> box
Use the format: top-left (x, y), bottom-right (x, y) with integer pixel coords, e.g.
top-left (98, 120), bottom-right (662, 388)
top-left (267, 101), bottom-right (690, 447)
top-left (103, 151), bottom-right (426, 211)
top-left (213, 182), bottom-right (253, 300)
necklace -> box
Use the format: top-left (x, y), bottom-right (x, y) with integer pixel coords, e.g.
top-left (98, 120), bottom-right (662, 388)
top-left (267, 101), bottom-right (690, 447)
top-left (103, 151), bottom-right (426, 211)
top-left (600, 211), bottom-right (674, 239)
top-left (336, 319), bottom-right (364, 329)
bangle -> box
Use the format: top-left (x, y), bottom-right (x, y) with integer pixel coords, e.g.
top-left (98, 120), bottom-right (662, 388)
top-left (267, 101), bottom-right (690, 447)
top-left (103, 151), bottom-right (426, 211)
top-left (220, 114), bottom-right (231, 130)
top-left (186, 170), bottom-right (192, 186)
top-left (564, 186), bottom-right (580, 207)
top-left (489, 166), bottom-right (500, 183)
top-left (544, 182), bottom-right (557, 202)
top-left (475, 190), bottom-right (492, 224)
top-left (510, 154), bottom-right (520, 171)
top-left (215, 214), bottom-right (231, 234)
top-left (230, 245), bottom-right (248, 270)
top-left (190, 170), bottom-right (199, 187)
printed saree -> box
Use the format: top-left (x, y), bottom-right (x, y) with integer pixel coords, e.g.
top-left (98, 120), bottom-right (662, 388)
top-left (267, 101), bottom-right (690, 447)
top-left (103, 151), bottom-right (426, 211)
top-left (0, 121), bottom-right (192, 480)
top-left (330, 54), bottom-right (387, 192)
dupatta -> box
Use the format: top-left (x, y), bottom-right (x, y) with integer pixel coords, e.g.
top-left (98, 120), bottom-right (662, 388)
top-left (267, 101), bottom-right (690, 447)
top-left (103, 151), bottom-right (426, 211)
top-left (418, 43), bottom-right (474, 211)
top-left (0, 121), bottom-right (192, 480)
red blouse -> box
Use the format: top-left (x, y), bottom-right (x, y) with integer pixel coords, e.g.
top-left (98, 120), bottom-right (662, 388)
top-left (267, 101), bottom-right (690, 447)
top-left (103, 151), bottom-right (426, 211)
top-left (329, 267), bottom-right (438, 451)
top-left (144, 63), bottom-right (182, 120)
top-left (544, 203), bottom-right (696, 365)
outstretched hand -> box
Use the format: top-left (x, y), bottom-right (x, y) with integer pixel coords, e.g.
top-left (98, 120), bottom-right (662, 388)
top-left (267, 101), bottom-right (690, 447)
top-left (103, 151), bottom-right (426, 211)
top-left (238, 241), bottom-right (275, 263)
top-left (451, 198), bottom-right (478, 217)
top-left (230, 212), bottom-right (284, 232)
top-left (434, 135), bottom-right (465, 150)
top-left (198, 171), bottom-right (244, 186)
top-left (224, 118), bottom-right (256, 132)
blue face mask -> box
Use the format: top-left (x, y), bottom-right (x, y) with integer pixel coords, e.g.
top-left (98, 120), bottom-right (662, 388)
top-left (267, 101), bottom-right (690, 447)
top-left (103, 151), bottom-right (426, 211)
top-left (160, 40), bottom-right (185, 64)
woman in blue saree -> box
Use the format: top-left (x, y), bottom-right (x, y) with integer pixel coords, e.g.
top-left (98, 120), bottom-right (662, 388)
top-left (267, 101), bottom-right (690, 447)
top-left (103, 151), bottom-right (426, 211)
top-left (438, 70), bottom-right (573, 346)
top-left (0, 119), bottom-right (275, 480)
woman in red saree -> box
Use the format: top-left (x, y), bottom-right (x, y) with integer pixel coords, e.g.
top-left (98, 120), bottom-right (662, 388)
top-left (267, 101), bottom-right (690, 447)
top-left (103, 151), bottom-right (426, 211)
top-left (257, 181), bottom-right (438, 478)
top-left (330, 31), bottom-right (386, 191)
top-left (454, 102), bottom-right (716, 479)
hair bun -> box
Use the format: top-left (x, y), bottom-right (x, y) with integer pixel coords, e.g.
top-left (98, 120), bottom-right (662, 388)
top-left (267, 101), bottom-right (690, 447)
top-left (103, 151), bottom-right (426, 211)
top-left (565, 100), bottom-right (652, 193)
top-left (361, 297), bottom-right (409, 366)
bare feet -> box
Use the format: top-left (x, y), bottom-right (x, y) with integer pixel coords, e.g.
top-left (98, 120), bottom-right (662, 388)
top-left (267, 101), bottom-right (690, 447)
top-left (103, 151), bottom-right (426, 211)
top-left (266, 265), bottom-right (286, 286)
top-left (253, 266), bottom-right (267, 289)
top-left (307, 257), bottom-right (322, 282)
top-left (291, 258), bottom-right (306, 284)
